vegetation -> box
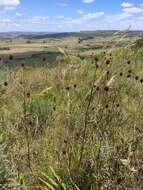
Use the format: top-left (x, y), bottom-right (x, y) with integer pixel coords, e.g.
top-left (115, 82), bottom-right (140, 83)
top-left (0, 32), bottom-right (143, 189)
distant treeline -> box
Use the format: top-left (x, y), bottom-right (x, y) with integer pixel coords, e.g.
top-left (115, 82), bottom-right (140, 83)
top-left (14, 30), bottom-right (143, 40)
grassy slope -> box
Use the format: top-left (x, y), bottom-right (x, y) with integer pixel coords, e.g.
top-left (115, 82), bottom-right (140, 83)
top-left (0, 42), bottom-right (143, 189)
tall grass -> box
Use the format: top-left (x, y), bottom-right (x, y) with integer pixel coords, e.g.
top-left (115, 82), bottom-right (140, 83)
top-left (0, 33), bottom-right (143, 189)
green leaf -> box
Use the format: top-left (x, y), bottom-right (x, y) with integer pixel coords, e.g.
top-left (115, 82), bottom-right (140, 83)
top-left (41, 172), bottom-right (58, 188)
top-left (39, 177), bottom-right (56, 190)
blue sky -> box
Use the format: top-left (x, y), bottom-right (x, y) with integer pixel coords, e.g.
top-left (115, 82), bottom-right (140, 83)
top-left (0, 0), bottom-right (143, 31)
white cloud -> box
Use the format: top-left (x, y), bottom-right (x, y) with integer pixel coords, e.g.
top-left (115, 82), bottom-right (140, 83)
top-left (12, 23), bottom-right (21, 27)
top-left (138, 16), bottom-right (143, 20)
top-left (0, 0), bottom-right (20, 13)
top-left (1, 1), bottom-right (143, 31)
top-left (121, 2), bottom-right (133, 8)
top-left (105, 12), bottom-right (132, 23)
top-left (82, 0), bottom-right (95, 3)
top-left (103, 3), bottom-right (143, 30)
top-left (16, 12), bottom-right (21, 16)
top-left (31, 16), bottom-right (49, 24)
top-left (1, 18), bottom-right (11, 22)
top-left (77, 9), bottom-right (84, 15)
top-left (0, 0), bottom-right (20, 7)
top-left (123, 7), bottom-right (143, 14)
top-left (56, 15), bottom-right (64, 19)
top-left (65, 11), bottom-right (104, 25)
top-left (0, 17), bottom-right (21, 29)
top-left (81, 12), bottom-right (104, 20)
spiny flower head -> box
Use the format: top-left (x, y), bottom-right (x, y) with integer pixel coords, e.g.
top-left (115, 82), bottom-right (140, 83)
top-left (96, 64), bottom-right (99, 68)
top-left (96, 86), bottom-right (100, 91)
top-left (94, 57), bottom-right (99, 62)
top-left (4, 82), bottom-right (8, 86)
top-left (104, 86), bottom-right (109, 92)
top-left (29, 121), bottom-right (33, 126)
top-left (135, 76), bottom-right (139, 80)
top-left (9, 54), bottom-right (14, 60)
top-left (116, 104), bottom-right (120, 108)
top-left (64, 140), bottom-right (68, 144)
top-left (120, 72), bottom-right (123, 76)
top-left (65, 86), bottom-right (70, 91)
top-left (127, 60), bottom-right (131, 65)
top-left (106, 71), bottom-right (110, 75)
top-left (73, 84), bottom-right (77, 88)
top-left (106, 59), bottom-right (110, 65)
top-left (62, 150), bottom-right (66, 155)
top-left (26, 92), bottom-right (31, 98)
top-left (128, 70), bottom-right (132, 73)
top-left (105, 105), bottom-right (109, 109)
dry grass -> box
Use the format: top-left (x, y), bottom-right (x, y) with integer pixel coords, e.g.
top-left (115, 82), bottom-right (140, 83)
top-left (0, 34), bottom-right (143, 189)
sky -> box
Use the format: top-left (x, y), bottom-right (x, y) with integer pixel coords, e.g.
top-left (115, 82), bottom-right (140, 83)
top-left (0, 0), bottom-right (143, 32)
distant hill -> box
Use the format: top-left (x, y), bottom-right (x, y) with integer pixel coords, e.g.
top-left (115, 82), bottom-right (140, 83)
top-left (0, 30), bottom-right (142, 40)
top-left (0, 32), bottom-right (55, 39)
top-left (19, 32), bottom-right (74, 39)
top-left (20, 31), bottom-right (143, 40)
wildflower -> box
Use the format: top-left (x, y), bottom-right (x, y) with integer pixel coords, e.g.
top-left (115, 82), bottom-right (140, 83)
top-left (104, 86), bottom-right (109, 92)
top-left (73, 84), bottom-right (77, 88)
top-left (75, 132), bottom-right (80, 140)
top-left (105, 105), bottom-right (109, 109)
top-left (116, 104), bottom-right (120, 108)
top-left (64, 140), bottom-right (68, 144)
top-left (140, 79), bottom-right (143, 83)
top-left (120, 72), bottom-right (123, 76)
top-left (62, 150), bottom-right (66, 155)
top-left (4, 82), bottom-right (8, 86)
top-left (135, 76), bottom-right (139, 80)
top-left (9, 54), bottom-right (14, 60)
top-left (94, 57), bottom-right (98, 62)
top-left (65, 86), bottom-right (70, 90)
top-left (29, 121), bottom-right (32, 126)
top-left (106, 71), bottom-right (110, 75)
top-left (96, 86), bottom-right (100, 91)
top-left (26, 92), bottom-right (31, 98)
top-left (127, 74), bottom-right (131, 78)
top-left (128, 70), bottom-right (132, 73)
top-left (106, 59), bottom-right (110, 65)
top-left (127, 60), bottom-right (131, 65)
top-left (96, 64), bottom-right (99, 68)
